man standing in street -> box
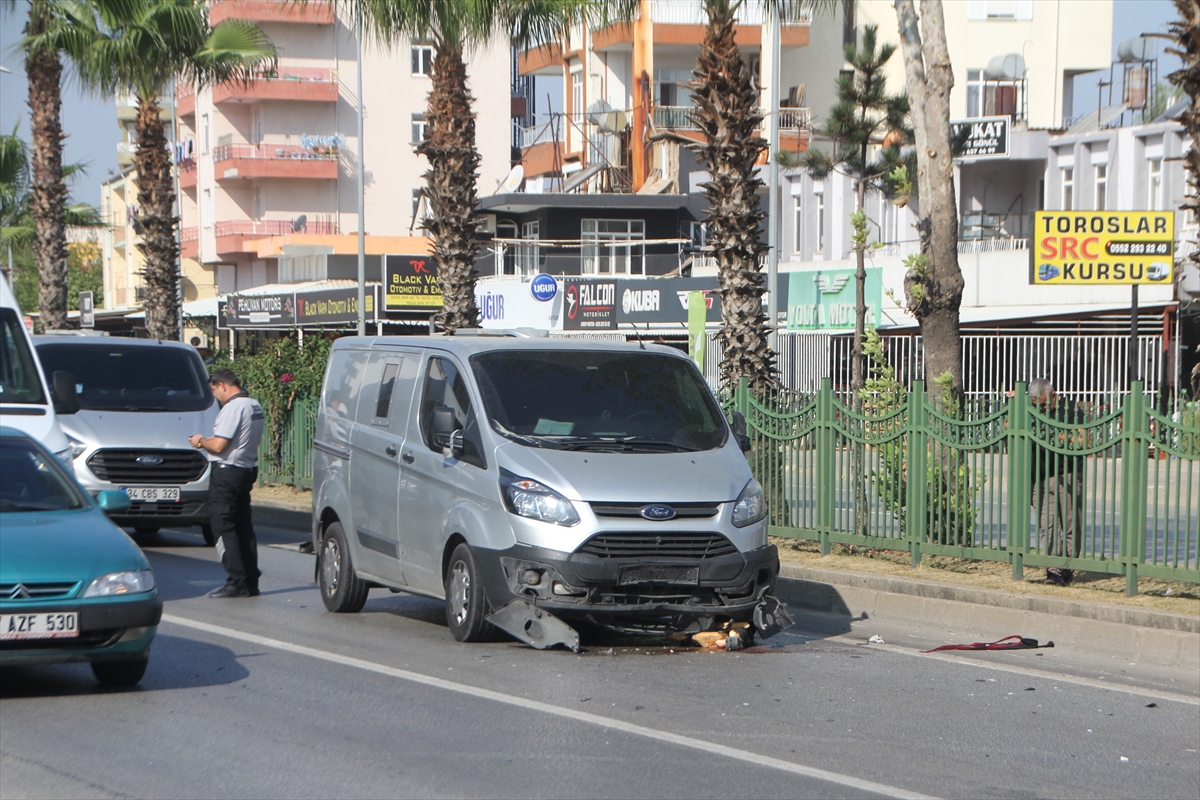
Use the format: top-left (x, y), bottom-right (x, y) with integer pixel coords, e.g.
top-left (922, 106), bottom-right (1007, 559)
top-left (189, 368), bottom-right (265, 598)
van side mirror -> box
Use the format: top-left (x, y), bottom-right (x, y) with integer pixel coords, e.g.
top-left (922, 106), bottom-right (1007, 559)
top-left (432, 406), bottom-right (463, 456)
top-left (730, 411), bottom-right (751, 453)
top-left (51, 371), bottom-right (80, 415)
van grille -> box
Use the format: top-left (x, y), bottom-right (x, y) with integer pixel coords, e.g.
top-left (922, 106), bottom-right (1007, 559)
top-left (589, 502), bottom-right (720, 519)
top-left (577, 532), bottom-right (737, 560)
top-left (0, 581), bottom-right (79, 600)
top-left (122, 501), bottom-right (203, 518)
top-left (87, 449), bottom-right (208, 484)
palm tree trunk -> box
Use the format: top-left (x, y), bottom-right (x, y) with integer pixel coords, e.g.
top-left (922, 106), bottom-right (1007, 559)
top-left (132, 95), bottom-right (180, 341)
top-left (690, 2), bottom-right (773, 387)
top-left (420, 47), bottom-right (481, 332)
top-left (25, 8), bottom-right (68, 332)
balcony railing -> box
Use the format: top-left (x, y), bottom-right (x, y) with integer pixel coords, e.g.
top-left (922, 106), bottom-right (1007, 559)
top-left (213, 67), bottom-right (338, 104)
top-left (214, 219), bottom-right (336, 237)
top-left (213, 143), bottom-right (339, 162)
top-left (651, 105), bottom-right (811, 131)
top-left (646, 0), bottom-right (812, 26)
top-left (180, 226), bottom-right (199, 242)
top-left (209, 0), bottom-right (336, 25)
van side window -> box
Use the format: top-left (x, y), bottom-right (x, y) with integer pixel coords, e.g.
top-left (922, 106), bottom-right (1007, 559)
top-left (419, 357), bottom-right (485, 468)
top-left (374, 362), bottom-right (400, 420)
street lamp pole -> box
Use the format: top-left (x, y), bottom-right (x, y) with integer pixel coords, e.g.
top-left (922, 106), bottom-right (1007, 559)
top-left (356, 7), bottom-right (366, 337)
top-left (766, 7), bottom-right (781, 348)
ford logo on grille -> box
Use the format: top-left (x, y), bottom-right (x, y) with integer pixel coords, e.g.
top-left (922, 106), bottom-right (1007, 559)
top-left (135, 455), bottom-right (164, 466)
top-left (640, 505), bottom-right (677, 521)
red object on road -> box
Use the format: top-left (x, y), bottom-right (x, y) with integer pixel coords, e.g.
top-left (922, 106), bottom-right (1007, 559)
top-left (922, 635), bottom-right (1054, 652)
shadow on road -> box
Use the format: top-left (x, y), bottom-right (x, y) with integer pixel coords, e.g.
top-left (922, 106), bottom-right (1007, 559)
top-left (142, 549), bottom-right (231, 601)
top-left (0, 634), bottom-right (252, 697)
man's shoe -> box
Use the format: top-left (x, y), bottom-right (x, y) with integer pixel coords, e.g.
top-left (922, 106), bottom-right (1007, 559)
top-left (1061, 569), bottom-right (1075, 586)
top-left (208, 585), bottom-right (251, 598)
top-left (247, 587), bottom-right (261, 597)
top-left (1046, 568), bottom-right (1067, 587)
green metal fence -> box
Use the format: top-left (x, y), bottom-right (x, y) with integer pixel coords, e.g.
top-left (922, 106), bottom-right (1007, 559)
top-left (256, 397), bottom-right (316, 490)
top-left (733, 379), bottom-right (1200, 594)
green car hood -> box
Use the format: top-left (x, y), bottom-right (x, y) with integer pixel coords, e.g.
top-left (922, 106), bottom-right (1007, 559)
top-left (0, 508), bottom-right (149, 587)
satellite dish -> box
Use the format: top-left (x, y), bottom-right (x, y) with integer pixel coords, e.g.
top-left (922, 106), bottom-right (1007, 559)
top-left (985, 53), bottom-right (1026, 81)
top-left (292, 214), bottom-right (307, 232)
top-left (496, 165), bottom-right (524, 194)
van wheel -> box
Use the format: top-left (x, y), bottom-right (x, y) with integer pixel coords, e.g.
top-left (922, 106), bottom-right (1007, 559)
top-left (319, 522), bottom-right (368, 613)
top-left (200, 525), bottom-right (216, 546)
top-left (444, 543), bottom-right (495, 642)
top-left (92, 656), bottom-right (148, 687)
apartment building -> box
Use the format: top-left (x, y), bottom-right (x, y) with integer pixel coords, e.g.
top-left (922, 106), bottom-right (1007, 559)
top-left (175, 0), bottom-right (511, 295)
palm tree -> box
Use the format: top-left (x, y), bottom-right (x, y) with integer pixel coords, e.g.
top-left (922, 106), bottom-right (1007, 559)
top-left (688, 1), bottom-right (807, 388)
top-left (8, 0), bottom-right (71, 330)
top-left (358, 0), bottom-right (602, 333)
top-left (30, 0), bottom-right (275, 340)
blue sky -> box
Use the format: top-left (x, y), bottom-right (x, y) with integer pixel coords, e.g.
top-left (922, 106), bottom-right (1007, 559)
top-left (0, 0), bottom-right (1187, 208)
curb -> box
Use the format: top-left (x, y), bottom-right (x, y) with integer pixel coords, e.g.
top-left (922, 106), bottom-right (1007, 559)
top-left (252, 498), bottom-right (312, 534)
top-left (778, 564), bottom-right (1200, 634)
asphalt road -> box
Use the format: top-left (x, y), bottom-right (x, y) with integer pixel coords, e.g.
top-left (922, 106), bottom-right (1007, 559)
top-left (1, 518), bottom-right (1197, 800)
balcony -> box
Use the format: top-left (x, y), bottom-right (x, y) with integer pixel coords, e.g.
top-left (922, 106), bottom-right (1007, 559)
top-left (214, 218), bottom-right (336, 254)
top-left (590, 0), bottom-right (811, 49)
top-left (209, 0), bottom-right (335, 25)
top-left (180, 227), bottom-right (199, 259)
top-left (177, 81), bottom-right (195, 117)
top-left (117, 141), bottom-right (137, 167)
top-left (179, 158), bottom-right (198, 189)
top-left (213, 143), bottom-right (338, 181)
top-left (212, 67), bottom-right (338, 105)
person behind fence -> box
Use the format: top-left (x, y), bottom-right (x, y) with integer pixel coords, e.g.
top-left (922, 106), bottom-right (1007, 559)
top-left (189, 368), bottom-right (265, 598)
top-left (1028, 378), bottom-right (1086, 586)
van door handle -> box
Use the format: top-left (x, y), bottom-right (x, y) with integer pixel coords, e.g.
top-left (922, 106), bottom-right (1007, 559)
top-left (401, 451), bottom-right (415, 464)
top-left (385, 445), bottom-right (398, 457)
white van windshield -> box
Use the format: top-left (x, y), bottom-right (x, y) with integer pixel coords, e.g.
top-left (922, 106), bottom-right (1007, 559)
top-left (37, 343), bottom-right (213, 413)
top-left (0, 309), bottom-right (46, 406)
top-left (471, 350), bottom-right (727, 453)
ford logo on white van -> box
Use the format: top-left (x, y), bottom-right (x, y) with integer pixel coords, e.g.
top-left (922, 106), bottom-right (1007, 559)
top-left (640, 505), bottom-right (677, 521)
top-left (135, 455), bottom-right (164, 466)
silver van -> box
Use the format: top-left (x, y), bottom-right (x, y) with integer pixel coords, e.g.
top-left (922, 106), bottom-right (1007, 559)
top-left (34, 336), bottom-right (219, 542)
top-left (311, 333), bottom-right (785, 651)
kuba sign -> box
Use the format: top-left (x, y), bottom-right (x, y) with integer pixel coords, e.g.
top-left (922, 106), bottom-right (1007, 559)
top-left (1032, 211), bottom-right (1175, 285)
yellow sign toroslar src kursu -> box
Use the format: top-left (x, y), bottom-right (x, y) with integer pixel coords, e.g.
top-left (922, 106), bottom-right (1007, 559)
top-left (1032, 211), bottom-right (1175, 285)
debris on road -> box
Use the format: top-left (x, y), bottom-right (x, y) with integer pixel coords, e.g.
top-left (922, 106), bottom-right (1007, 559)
top-left (690, 621), bottom-right (752, 650)
top-left (868, 635), bottom-right (885, 644)
top-left (922, 635), bottom-right (1054, 652)
top-left (485, 600), bottom-right (581, 653)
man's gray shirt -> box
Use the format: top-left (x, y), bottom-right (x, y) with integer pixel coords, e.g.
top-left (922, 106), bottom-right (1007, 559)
top-left (211, 393), bottom-right (265, 468)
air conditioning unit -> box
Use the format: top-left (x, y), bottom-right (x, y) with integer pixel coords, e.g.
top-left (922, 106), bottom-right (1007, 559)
top-left (1181, 262), bottom-right (1200, 299)
top-left (135, 286), bottom-right (147, 302)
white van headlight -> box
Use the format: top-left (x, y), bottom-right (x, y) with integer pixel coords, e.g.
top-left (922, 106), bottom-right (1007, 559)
top-left (500, 471), bottom-right (580, 527)
top-left (66, 435), bottom-right (88, 460)
top-left (731, 479), bottom-right (767, 528)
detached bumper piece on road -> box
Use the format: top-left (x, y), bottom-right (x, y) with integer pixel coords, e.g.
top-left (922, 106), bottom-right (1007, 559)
top-left (479, 543), bottom-right (790, 652)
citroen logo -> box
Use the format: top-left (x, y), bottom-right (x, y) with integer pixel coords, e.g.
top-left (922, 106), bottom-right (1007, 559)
top-left (9, 584), bottom-right (31, 600)
top-left (136, 455), bottom-right (164, 466)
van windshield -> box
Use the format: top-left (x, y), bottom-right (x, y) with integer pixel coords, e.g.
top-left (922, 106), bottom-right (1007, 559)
top-left (471, 350), bottom-right (727, 453)
top-left (36, 343), bottom-right (213, 413)
top-left (0, 309), bottom-right (46, 405)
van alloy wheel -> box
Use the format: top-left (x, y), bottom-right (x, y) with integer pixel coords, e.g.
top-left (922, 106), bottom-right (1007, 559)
top-left (443, 543), bottom-right (496, 642)
top-left (448, 560), bottom-right (470, 626)
top-left (322, 537), bottom-right (341, 596)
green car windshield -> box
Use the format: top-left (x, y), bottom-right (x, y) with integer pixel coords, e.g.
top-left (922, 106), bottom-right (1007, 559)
top-left (470, 350), bottom-right (727, 452)
top-left (0, 437), bottom-right (86, 512)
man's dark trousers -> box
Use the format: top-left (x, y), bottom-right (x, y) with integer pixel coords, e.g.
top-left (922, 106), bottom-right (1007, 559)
top-left (209, 464), bottom-right (260, 592)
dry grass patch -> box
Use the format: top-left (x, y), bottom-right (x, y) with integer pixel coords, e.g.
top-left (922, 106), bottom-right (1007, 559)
top-left (772, 536), bottom-right (1200, 617)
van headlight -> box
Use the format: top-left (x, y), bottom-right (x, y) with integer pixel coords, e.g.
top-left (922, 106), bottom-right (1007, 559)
top-left (731, 479), bottom-right (767, 528)
top-left (83, 570), bottom-right (155, 597)
top-left (499, 470), bottom-right (580, 527)
top-left (66, 435), bottom-right (88, 460)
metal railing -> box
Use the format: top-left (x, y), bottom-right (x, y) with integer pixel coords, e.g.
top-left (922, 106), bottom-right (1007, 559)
top-left (214, 219), bottom-right (336, 237)
top-left (213, 143), bottom-right (338, 162)
top-left (731, 379), bottom-right (1199, 593)
top-left (257, 398), bottom-right (316, 490)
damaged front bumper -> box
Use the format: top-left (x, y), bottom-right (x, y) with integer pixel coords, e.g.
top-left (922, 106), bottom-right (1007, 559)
top-left (476, 542), bottom-right (780, 640)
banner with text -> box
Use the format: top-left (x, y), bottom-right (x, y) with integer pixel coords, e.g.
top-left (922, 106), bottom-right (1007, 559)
top-left (1032, 211), bottom-right (1175, 285)
top-left (786, 268), bottom-right (883, 330)
top-left (384, 253), bottom-right (441, 310)
top-left (563, 278), bottom-right (618, 330)
top-left (295, 285), bottom-right (377, 326)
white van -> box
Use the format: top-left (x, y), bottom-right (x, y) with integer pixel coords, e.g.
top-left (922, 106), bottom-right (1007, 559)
top-left (311, 333), bottom-right (789, 652)
top-left (0, 274), bottom-right (71, 462)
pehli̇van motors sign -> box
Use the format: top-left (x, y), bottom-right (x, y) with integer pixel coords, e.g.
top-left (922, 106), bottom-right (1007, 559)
top-left (219, 292), bottom-right (295, 327)
top-left (1032, 211), bottom-right (1175, 285)
top-left (563, 278), bottom-right (618, 330)
top-left (384, 253), bottom-right (441, 310)
top-left (950, 115), bottom-right (1009, 159)
top-left (785, 268), bottom-right (883, 330)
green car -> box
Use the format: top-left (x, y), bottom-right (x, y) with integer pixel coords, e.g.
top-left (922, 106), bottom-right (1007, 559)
top-left (0, 426), bottom-right (162, 686)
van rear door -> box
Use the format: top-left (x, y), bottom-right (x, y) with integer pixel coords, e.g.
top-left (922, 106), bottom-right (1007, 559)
top-left (347, 349), bottom-right (420, 584)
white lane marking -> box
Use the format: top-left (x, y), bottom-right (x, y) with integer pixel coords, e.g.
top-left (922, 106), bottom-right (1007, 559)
top-left (864, 642), bottom-right (1200, 706)
top-left (162, 614), bottom-right (937, 800)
